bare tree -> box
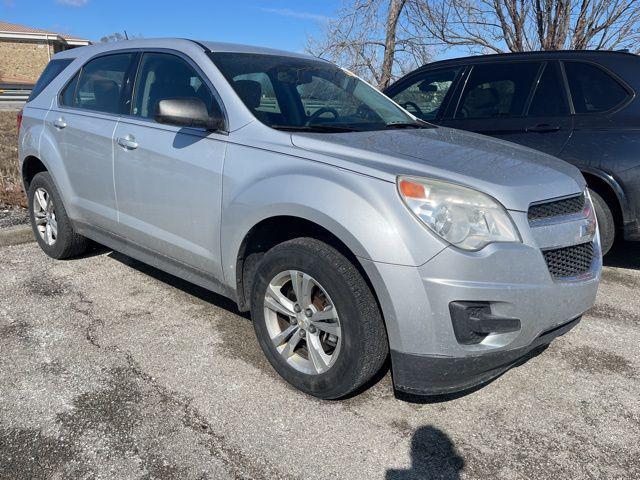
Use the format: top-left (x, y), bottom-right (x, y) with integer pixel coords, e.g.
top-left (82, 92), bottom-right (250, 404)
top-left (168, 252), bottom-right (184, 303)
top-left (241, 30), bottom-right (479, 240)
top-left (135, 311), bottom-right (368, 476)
top-left (99, 31), bottom-right (132, 43)
top-left (307, 0), bottom-right (432, 88)
top-left (407, 0), bottom-right (640, 54)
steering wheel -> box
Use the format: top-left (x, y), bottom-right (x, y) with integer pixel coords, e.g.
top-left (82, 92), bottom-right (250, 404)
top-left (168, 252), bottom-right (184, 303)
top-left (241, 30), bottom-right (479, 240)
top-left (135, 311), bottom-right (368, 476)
top-left (402, 101), bottom-right (424, 117)
top-left (307, 107), bottom-right (340, 124)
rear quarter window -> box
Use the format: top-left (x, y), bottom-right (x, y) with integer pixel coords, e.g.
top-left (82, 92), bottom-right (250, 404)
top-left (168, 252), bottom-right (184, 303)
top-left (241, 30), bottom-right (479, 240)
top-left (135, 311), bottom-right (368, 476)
top-left (28, 58), bottom-right (74, 101)
top-left (564, 61), bottom-right (631, 114)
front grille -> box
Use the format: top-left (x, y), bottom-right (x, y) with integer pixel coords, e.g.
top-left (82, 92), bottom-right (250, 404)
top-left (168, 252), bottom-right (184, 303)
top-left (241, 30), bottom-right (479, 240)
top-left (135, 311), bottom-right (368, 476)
top-left (528, 194), bottom-right (585, 223)
top-left (543, 242), bottom-right (594, 279)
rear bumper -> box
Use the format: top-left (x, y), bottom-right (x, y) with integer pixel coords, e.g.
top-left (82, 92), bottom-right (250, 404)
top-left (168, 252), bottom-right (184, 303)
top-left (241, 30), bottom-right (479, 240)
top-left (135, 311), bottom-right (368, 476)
top-left (391, 316), bottom-right (581, 396)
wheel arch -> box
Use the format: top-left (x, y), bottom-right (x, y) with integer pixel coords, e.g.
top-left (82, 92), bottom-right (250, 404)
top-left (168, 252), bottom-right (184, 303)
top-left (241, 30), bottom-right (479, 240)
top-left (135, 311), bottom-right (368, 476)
top-left (22, 155), bottom-right (49, 191)
top-left (580, 167), bottom-right (628, 229)
top-left (234, 215), bottom-right (381, 314)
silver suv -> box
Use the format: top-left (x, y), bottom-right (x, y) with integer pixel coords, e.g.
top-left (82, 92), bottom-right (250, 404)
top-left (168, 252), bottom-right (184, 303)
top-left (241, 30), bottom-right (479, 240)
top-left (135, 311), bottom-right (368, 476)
top-left (18, 39), bottom-right (600, 399)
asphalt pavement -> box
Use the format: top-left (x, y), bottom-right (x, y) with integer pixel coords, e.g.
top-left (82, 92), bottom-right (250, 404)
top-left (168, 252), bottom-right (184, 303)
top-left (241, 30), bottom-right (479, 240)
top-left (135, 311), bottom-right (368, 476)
top-left (1, 241), bottom-right (639, 479)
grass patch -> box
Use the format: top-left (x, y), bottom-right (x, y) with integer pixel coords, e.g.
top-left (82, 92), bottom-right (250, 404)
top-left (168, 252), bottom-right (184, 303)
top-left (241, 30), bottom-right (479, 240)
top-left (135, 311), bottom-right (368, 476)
top-left (0, 110), bottom-right (26, 207)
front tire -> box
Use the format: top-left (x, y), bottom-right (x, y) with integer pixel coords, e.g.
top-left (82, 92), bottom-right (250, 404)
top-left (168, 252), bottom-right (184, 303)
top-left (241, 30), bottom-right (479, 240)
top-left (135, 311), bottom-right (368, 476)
top-left (589, 189), bottom-right (615, 255)
top-left (249, 238), bottom-right (388, 399)
top-left (28, 172), bottom-right (88, 259)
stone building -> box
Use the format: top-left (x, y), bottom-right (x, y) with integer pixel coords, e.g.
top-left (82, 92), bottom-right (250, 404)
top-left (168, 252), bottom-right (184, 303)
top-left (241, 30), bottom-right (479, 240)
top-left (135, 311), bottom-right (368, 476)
top-left (0, 20), bottom-right (90, 86)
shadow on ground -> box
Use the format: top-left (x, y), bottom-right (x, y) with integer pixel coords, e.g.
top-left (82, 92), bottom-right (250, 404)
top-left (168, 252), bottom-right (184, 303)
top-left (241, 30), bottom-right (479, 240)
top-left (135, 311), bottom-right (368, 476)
top-left (106, 249), bottom-right (244, 316)
top-left (386, 426), bottom-right (464, 479)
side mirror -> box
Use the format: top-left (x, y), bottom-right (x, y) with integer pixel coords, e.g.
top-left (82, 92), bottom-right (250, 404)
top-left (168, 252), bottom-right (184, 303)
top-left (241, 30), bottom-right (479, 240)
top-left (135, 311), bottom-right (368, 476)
top-left (155, 98), bottom-right (224, 131)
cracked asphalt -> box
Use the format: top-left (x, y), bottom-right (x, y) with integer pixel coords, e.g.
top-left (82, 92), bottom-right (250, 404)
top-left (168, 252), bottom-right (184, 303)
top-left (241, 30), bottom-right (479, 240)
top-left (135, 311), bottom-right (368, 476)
top-left (0, 241), bottom-right (639, 479)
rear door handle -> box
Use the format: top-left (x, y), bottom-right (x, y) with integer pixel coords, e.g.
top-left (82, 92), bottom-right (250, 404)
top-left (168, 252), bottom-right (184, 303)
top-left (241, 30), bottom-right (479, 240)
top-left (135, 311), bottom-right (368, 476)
top-left (53, 117), bottom-right (67, 129)
top-left (526, 124), bottom-right (561, 133)
top-left (117, 135), bottom-right (138, 150)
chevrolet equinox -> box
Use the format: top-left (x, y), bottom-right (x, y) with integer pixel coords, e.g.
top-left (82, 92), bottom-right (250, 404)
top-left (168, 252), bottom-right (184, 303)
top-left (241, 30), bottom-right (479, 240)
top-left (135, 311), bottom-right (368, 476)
top-left (18, 39), bottom-right (601, 398)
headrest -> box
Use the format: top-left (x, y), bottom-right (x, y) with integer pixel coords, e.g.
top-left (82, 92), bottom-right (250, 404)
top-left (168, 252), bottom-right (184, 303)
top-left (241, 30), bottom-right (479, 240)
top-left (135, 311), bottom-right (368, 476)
top-left (233, 80), bottom-right (262, 109)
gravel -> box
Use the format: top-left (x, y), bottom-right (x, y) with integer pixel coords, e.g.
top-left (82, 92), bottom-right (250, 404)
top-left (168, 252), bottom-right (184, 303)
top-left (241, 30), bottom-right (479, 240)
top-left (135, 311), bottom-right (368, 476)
top-left (0, 242), bottom-right (638, 479)
top-left (0, 202), bottom-right (28, 229)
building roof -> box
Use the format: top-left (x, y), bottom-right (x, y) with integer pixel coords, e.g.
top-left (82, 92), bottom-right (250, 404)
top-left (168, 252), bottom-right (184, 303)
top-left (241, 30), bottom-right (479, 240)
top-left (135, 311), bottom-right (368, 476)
top-left (0, 20), bottom-right (90, 45)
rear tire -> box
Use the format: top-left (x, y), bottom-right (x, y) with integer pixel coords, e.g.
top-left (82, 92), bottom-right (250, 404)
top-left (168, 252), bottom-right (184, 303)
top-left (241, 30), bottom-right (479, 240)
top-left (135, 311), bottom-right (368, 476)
top-left (249, 238), bottom-right (388, 399)
top-left (589, 189), bottom-right (615, 255)
top-left (28, 172), bottom-right (88, 259)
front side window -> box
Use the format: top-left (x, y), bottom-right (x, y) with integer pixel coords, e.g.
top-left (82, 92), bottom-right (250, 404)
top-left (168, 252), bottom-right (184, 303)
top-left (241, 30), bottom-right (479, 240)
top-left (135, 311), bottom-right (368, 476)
top-left (132, 52), bottom-right (218, 119)
top-left (564, 61), bottom-right (630, 114)
top-left (210, 52), bottom-right (422, 132)
top-left (391, 68), bottom-right (460, 120)
top-left (70, 53), bottom-right (134, 114)
top-left (456, 63), bottom-right (540, 119)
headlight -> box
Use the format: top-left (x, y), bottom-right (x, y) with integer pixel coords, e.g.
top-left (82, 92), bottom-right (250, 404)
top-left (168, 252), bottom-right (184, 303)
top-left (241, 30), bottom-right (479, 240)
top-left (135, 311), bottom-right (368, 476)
top-left (397, 176), bottom-right (521, 251)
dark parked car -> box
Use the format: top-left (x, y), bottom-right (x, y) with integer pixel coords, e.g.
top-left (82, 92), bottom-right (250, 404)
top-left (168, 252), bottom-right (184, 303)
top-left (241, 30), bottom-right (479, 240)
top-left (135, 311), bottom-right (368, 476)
top-left (385, 50), bottom-right (640, 254)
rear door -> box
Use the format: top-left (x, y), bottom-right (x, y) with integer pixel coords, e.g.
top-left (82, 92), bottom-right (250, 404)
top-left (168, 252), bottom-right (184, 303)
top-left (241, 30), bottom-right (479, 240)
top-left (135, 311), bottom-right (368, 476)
top-left (440, 61), bottom-right (573, 156)
top-left (113, 51), bottom-right (227, 279)
top-left (50, 52), bottom-right (136, 231)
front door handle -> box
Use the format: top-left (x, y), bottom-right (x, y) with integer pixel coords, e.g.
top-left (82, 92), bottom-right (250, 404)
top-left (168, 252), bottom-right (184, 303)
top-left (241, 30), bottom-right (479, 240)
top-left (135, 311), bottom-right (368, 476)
top-left (117, 135), bottom-right (138, 150)
top-left (53, 117), bottom-right (67, 129)
top-left (526, 124), bottom-right (561, 133)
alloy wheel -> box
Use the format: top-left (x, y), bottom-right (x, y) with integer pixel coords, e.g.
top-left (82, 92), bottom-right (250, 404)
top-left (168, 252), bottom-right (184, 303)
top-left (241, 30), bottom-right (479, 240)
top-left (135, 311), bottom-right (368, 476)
top-left (263, 270), bottom-right (342, 375)
top-left (33, 187), bottom-right (57, 246)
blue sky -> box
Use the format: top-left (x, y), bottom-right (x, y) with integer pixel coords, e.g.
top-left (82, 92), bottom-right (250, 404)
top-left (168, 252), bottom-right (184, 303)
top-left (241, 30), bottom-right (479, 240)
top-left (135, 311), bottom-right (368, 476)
top-left (2, 0), bottom-right (466, 60)
top-left (1, 0), bottom-right (340, 52)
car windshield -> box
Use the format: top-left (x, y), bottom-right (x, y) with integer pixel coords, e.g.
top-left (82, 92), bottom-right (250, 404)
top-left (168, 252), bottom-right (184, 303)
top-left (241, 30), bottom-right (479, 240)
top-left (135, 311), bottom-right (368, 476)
top-left (209, 52), bottom-right (426, 132)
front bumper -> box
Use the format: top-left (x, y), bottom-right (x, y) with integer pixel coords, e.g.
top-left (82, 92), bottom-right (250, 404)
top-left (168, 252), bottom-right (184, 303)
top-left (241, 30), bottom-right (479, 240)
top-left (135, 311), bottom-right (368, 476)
top-left (391, 316), bottom-right (581, 395)
top-left (360, 211), bottom-right (601, 396)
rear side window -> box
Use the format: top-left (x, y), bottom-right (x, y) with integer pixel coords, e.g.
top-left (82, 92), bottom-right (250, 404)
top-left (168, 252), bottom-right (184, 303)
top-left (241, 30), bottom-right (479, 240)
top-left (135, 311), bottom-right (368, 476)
top-left (456, 62), bottom-right (540, 119)
top-left (564, 62), bottom-right (630, 113)
top-left (391, 68), bottom-right (460, 120)
top-left (528, 62), bottom-right (569, 117)
top-left (28, 59), bottom-right (73, 101)
top-left (60, 72), bottom-right (79, 107)
top-left (64, 53), bottom-right (134, 114)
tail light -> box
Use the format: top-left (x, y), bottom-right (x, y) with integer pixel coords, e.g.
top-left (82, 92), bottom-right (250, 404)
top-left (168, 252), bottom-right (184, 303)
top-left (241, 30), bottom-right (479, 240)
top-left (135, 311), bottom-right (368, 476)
top-left (17, 109), bottom-right (23, 132)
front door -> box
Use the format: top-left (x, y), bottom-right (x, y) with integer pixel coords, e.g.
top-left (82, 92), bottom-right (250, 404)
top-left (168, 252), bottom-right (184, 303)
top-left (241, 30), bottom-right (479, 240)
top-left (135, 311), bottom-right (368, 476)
top-left (113, 51), bottom-right (227, 279)
top-left (440, 61), bottom-right (573, 157)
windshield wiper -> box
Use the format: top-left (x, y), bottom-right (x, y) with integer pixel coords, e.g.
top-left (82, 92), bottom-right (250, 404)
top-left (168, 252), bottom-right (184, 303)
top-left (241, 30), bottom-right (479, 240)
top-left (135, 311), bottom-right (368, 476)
top-left (384, 121), bottom-right (429, 129)
top-left (271, 124), bottom-right (362, 133)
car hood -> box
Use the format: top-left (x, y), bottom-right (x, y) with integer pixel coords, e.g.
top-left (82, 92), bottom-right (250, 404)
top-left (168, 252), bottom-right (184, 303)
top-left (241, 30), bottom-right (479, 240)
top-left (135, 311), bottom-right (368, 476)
top-left (290, 126), bottom-right (585, 212)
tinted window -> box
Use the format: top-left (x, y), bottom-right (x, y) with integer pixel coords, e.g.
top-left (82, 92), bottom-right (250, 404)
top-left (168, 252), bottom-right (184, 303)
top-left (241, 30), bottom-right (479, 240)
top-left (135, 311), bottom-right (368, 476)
top-left (210, 52), bottom-right (418, 132)
top-left (133, 52), bottom-right (218, 119)
top-left (564, 61), bottom-right (629, 113)
top-left (28, 59), bottom-right (73, 101)
top-left (60, 72), bottom-right (79, 107)
top-left (456, 63), bottom-right (540, 119)
top-left (73, 53), bottom-right (133, 114)
top-left (391, 68), bottom-right (460, 120)
top-left (528, 63), bottom-right (569, 117)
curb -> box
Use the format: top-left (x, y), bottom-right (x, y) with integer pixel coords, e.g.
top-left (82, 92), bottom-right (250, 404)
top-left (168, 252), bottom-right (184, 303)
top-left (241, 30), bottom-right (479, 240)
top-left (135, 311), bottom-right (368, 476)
top-left (0, 224), bottom-right (34, 247)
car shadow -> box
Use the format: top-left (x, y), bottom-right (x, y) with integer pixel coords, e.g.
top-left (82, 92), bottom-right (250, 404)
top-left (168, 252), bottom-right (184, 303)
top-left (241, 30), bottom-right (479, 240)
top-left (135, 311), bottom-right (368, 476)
top-left (603, 241), bottom-right (640, 270)
top-left (106, 250), bottom-right (248, 318)
top-left (386, 426), bottom-right (464, 479)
